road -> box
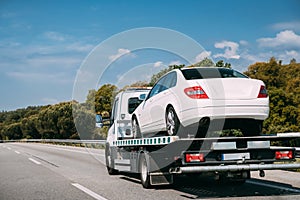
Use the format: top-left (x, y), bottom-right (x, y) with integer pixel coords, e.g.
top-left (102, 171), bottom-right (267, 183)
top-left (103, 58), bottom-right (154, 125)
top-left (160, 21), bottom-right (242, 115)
top-left (1, 143), bottom-right (300, 200)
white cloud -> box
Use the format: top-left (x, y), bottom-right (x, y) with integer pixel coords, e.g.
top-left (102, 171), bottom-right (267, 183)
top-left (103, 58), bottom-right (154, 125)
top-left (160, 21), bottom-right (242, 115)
top-left (195, 51), bottom-right (212, 62)
top-left (272, 21), bottom-right (300, 31)
top-left (239, 40), bottom-right (249, 46)
top-left (278, 50), bottom-right (300, 63)
top-left (257, 30), bottom-right (300, 49)
top-left (109, 48), bottom-right (131, 61)
top-left (169, 60), bottom-right (182, 66)
top-left (44, 31), bottom-right (68, 41)
top-left (213, 41), bottom-right (240, 59)
top-left (286, 50), bottom-right (299, 58)
top-left (154, 61), bottom-right (163, 67)
top-left (65, 42), bottom-right (94, 53)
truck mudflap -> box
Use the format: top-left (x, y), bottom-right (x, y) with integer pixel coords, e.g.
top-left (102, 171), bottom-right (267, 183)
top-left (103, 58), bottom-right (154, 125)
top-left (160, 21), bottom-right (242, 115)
top-left (169, 163), bottom-right (300, 174)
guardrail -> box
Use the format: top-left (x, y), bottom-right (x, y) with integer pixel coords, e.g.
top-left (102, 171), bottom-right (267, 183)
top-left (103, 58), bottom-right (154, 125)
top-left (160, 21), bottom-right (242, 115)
top-left (0, 139), bottom-right (106, 147)
top-left (1, 139), bottom-right (105, 143)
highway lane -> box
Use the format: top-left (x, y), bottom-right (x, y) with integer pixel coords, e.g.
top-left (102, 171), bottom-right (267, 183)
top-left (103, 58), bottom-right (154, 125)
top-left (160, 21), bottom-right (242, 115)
top-left (1, 143), bottom-right (300, 200)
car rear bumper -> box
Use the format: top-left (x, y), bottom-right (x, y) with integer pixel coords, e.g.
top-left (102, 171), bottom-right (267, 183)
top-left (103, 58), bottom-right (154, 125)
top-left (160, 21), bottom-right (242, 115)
top-left (180, 105), bottom-right (269, 127)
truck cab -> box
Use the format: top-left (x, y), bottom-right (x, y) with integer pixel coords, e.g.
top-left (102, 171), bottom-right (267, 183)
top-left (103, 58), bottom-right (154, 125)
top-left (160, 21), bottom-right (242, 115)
top-left (106, 88), bottom-right (151, 145)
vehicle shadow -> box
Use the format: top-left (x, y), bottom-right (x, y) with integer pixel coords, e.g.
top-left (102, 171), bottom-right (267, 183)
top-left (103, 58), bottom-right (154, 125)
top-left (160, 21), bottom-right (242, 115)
top-left (119, 172), bottom-right (300, 199)
top-left (172, 174), bottom-right (300, 199)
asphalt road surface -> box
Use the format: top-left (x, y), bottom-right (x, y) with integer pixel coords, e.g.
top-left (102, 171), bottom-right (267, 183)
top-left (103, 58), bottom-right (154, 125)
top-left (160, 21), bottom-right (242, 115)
top-left (1, 143), bottom-right (300, 200)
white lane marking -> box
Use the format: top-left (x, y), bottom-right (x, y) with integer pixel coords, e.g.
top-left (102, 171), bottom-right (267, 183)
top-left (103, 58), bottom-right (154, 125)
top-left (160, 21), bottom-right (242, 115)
top-left (247, 179), bottom-right (300, 193)
top-left (72, 183), bottom-right (108, 200)
top-left (7, 147), bottom-right (11, 150)
top-left (28, 158), bottom-right (41, 165)
top-left (15, 150), bottom-right (20, 154)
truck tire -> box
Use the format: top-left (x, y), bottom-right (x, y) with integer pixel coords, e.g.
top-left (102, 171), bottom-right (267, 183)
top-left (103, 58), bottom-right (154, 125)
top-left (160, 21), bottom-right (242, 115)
top-left (166, 107), bottom-right (180, 136)
top-left (139, 153), bottom-right (151, 188)
top-left (105, 145), bottom-right (118, 175)
top-left (132, 117), bottom-right (142, 138)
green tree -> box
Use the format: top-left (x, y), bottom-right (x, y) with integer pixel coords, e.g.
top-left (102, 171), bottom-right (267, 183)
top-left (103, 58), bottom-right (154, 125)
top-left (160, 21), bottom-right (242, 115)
top-left (192, 58), bottom-right (215, 67)
top-left (2, 123), bottom-right (23, 140)
top-left (21, 115), bottom-right (40, 139)
top-left (215, 60), bottom-right (231, 68)
top-left (94, 84), bottom-right (118, 113)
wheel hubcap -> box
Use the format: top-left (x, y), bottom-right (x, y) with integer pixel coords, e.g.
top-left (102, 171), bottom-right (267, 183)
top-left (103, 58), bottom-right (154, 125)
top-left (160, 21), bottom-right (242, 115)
top-left (167, 110), bottom-right (175, 135)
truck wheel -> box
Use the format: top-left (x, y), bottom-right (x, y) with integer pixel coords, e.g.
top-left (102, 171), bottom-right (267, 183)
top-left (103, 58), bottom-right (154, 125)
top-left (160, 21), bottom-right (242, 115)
top-left (132, 117), bottom-right (141, 138)
top-left (166, 107), bottom-right (180, 136)
top-left (105, 145), bottom-right (118, 175)
top-left (140, 153), bottom-right (151, 188)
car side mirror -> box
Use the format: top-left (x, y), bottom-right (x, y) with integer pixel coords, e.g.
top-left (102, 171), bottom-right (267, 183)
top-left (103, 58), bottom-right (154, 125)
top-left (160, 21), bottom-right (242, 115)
top-left (96, 114), bottom-right (110, 128)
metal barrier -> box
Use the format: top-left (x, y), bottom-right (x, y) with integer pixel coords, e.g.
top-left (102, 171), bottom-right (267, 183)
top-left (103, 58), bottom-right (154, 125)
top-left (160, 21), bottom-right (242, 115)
top-left (0, 139), bottom-right (106, 145)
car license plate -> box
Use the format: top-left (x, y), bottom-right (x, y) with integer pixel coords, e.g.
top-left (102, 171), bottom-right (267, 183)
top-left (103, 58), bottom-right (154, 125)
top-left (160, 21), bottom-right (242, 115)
top-left (221, 153), bottom-right (250, 161)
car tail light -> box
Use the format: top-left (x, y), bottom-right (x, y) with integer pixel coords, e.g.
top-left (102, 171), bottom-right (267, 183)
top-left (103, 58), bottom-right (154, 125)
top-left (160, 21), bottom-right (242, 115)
top-left (185, 153), bottom-right (205, 163)
top-left (184, 86), bottom-right (209, 99)
top-left (257, 85), bottom-right (268, 98)
top-left (275, 151), bottom-right (293, 160)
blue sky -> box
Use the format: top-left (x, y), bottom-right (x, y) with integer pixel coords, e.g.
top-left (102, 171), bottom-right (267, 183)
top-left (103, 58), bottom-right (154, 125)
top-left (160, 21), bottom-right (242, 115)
top-left (1, 0), bottom-right (300, 110)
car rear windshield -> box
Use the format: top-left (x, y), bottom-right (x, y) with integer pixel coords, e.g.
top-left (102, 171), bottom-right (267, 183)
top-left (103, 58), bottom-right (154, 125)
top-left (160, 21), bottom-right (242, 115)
top-left (181, 68), bottom-right (248, 80)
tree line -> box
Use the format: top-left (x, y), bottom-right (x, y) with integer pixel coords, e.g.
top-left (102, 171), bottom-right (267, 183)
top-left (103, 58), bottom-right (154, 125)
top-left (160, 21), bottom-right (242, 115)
top-left (1, 58), bottom-right (299, 145)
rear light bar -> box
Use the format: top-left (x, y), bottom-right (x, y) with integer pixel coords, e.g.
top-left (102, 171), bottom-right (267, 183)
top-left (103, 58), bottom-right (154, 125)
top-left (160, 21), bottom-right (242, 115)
top-left (257, 85), bottom-right (268, 98)
top-left (275, 151), bottom-right (294, 160)
top-left (185, 153), bottom-right (205, 163)
top-left (184, 86), bottom-right (209, 99)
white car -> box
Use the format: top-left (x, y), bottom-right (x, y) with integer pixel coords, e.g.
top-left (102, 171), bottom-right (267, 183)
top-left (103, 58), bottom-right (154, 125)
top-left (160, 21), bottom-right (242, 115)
top-left (131, 67), bottom-right (269, 138)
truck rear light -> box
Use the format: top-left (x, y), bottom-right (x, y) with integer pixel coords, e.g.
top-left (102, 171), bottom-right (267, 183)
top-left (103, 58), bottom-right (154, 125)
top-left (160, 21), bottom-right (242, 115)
top-left (257, 85), bottom-right (268, 98)
top-left (185, 153), bottom-right (205, 163)
top-left (275, 151), bottom-right (293, 160)
top-left (184, 86), bottom-right (209, 99)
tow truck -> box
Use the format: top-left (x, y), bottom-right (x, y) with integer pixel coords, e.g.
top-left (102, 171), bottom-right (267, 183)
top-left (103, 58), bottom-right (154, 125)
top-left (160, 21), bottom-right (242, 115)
top-left (97, 88), bottom-right (300, 188)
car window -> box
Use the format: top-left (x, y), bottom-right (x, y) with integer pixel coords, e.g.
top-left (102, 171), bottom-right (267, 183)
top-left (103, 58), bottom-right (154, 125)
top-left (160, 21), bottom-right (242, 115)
top-left (111, 97), bottom-right (119, 125)
top-left (181, 68), bottom-right (248, 80)
top-left (147, 76), bottom-right (166, 99)
top-left (163, 71), bottom-right (177, 89)
top-left (128, 97), bottom-right (143, 114)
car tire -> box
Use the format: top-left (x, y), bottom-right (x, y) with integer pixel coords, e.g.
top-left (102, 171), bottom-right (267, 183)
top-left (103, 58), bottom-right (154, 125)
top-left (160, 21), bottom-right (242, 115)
top-left (140, 153), bottom-right (151, 188)
top-left (105, 145), bottom-right (118, 175)
top-left (132, 117), bottom-right (142, 138)
top-left (166, 107), bottom-right (180, 136)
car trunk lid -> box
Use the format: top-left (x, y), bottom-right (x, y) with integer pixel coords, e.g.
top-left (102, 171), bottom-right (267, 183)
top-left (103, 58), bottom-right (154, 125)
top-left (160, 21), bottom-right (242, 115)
top-left (191, 78), bottom-right (263, 100)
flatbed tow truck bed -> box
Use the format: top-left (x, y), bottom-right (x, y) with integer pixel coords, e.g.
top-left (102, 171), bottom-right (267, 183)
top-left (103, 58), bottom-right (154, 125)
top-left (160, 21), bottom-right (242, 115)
top-left (107, 133), bottom-right (300, 187)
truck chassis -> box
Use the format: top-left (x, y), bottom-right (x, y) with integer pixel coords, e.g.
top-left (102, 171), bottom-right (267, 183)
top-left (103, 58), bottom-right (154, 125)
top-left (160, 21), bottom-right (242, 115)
top-left (106, 133), bottom-right (300, 188)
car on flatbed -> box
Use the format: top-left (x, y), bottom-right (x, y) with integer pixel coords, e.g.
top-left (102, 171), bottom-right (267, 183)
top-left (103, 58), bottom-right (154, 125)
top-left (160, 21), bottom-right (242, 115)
top-left (97, 83), bottom-right (300, 189)
top-left (131, 67), bottom-right (269, 138)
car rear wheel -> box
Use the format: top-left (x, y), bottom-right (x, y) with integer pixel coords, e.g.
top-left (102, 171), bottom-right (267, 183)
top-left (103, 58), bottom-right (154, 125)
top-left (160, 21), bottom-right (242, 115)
top-left (166, 107), bottom-right (180, 136)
